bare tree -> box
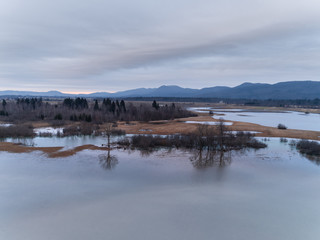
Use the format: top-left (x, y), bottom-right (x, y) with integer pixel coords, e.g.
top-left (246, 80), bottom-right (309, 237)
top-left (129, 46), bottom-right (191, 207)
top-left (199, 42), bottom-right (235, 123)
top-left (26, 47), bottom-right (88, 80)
top-left (104, 122), bottom-right (113, 148)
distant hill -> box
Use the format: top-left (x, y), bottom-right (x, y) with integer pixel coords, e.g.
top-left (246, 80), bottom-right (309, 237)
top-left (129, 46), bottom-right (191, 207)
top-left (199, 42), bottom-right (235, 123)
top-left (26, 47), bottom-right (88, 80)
top-left (195, 81), bottom-right (320, 99)
top-left (1, 81), bottom-right (320, 99)
top-left (0, 90), bottom-right (71, 97)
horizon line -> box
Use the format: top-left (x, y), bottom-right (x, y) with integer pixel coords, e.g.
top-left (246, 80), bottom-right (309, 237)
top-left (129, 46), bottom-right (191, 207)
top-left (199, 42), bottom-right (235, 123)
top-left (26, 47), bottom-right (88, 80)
top-left (0, 80), bottom-right (318, 94)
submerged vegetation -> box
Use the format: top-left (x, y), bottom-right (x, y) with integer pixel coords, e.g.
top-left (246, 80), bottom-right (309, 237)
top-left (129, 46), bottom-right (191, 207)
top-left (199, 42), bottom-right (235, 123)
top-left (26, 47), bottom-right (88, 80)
top-left (118, 121), bottom-right (267, 151)
top-left (296, 140), bottom-right (320, 156)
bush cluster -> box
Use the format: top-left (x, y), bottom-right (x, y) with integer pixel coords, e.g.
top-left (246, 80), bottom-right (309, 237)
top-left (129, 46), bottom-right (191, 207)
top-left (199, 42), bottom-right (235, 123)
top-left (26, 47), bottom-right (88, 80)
top-left (277, 124), bottom-right (287, 130)
top-left (0, 125), bottom-right (34, 138)
top-left (118, 123), bottom-right (267, 151)
top-left (296, 140), bottom-right (320, 156)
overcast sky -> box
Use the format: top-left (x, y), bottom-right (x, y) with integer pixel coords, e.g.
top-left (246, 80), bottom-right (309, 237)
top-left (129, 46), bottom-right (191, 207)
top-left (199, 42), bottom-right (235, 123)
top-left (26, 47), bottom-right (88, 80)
top-left (0, 0), bottom-right (320, 93)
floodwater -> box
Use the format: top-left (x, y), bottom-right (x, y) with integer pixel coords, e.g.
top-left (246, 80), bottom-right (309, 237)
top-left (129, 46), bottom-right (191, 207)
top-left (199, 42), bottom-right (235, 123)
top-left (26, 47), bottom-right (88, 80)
top-left (3, 135), bottom-right (126, 150)
top-left (1, 137), bottom-right (320, 240)
top-left (214, 109), bottom-right (320, 131)
top-left (189, 108), bottom-right (320, 131)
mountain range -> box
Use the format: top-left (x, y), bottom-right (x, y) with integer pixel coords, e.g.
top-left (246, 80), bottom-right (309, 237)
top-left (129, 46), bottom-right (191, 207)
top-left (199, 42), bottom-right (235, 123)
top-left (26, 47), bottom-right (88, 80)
top-left (1, 81), bottom-right (320, 99)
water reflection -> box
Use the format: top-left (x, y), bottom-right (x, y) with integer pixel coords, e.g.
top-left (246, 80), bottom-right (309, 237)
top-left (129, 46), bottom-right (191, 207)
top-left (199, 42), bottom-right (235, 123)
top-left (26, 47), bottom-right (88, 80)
top-left (190, 150), bottom-right (232, 169)
top-left (138, 149), bottom-right (156, 157)
top-left (125, 147), bottom-right (233, 169)
top-left (137, 148), bottom-right (174, 157)
top-left (301, 154), bottom-right (320, 166)
top-left (2, 138), bottom-right (320, 240)
top-left (1, 137), bottom-right (35, 146)
top-left (98, 149), bottom-right (118, 170)
top-left (211, 108), bottom-right (320, 131)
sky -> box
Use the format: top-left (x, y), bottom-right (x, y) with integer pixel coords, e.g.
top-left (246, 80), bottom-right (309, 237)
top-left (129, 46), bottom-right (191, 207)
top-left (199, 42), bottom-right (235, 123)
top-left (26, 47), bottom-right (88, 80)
top-left (0, 0), bottom-right (320, 93)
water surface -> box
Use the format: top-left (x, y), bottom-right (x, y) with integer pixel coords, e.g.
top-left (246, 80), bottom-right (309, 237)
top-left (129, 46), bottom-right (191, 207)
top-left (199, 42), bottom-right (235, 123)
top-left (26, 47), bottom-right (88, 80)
top-left (189, 107), bottom-right (320, 131)
top-left (1, 138), bottom-right (319, 240)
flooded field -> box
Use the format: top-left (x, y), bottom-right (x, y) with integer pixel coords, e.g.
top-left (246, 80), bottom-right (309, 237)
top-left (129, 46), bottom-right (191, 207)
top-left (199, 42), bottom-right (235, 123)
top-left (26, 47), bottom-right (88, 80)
top-left (215, 109), bottom-right (320, 131)
top-left (1, 137), bottom-right (320, 240)
top-left (4, 135), bottom-right (127, 149)
top-left (189, 107), bottom-right (320, 131)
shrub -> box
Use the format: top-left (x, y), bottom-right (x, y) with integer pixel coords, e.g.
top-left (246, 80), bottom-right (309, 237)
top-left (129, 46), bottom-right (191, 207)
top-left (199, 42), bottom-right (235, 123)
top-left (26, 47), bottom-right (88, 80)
top-left (280, 138), bottom-right (288, 143)
top-left (38, 132), bottom-right (53, 137)
top-left (131, 135), bottom-right (169, 149)
top-left (62, 126), bottom-right (79, 136)
top-left (0, 125), bottom-right (34, 138)
top-left (277, 124), bottom-right (287, 130)
top-left (296, 140), bottom-right (320, 156)
top-left (245, 139), bottom-right (267, 149)
top-left (110, 129), bottom-right (126, 136)
top-left (62, 124), bottom-right (99, 136)
top-left (54, 113), bottom-right (63, 120)
top-left (116, 138), bottom-right (130, 146)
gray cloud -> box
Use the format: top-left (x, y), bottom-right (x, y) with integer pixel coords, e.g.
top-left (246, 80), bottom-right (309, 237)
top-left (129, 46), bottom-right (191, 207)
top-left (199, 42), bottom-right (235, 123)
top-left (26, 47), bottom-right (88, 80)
top-left (0, 0), bottom-right (320, 92)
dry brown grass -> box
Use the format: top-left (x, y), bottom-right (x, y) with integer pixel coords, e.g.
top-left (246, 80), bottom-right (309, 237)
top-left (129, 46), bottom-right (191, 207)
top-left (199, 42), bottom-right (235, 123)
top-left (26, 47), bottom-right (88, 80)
top-left (117, 114), bottom-right (320, 140)
top-left (0, 142), bottom-right (110, 158)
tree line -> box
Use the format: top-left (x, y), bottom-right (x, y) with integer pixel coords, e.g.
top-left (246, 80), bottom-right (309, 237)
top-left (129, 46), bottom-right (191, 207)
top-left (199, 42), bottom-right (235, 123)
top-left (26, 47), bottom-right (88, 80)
top-left (125, 97), bottom-right (320, 108)
top-left (0, 98), bottom-right (195, 124)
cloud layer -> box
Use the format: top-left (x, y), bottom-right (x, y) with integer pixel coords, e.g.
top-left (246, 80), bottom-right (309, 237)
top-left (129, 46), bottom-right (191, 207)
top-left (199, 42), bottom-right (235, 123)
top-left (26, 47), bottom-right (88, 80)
top-left (1, 0), bottom-right (320, 92)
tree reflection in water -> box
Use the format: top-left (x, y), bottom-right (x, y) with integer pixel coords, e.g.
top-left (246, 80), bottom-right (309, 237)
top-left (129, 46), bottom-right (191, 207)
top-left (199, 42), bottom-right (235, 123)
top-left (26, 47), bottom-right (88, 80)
top-left (98, 147), bottom-right (232, 170)
top-left (190, 150), bottom-right (232, 169)
top-left (8, 138), bottom-right (35, 147)
top-left (98, 149), bottom-right (118, 170)
top-left (138, 149), bottom-right (156, 157)
top-left (303, 154), bottom-right (320, 166)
